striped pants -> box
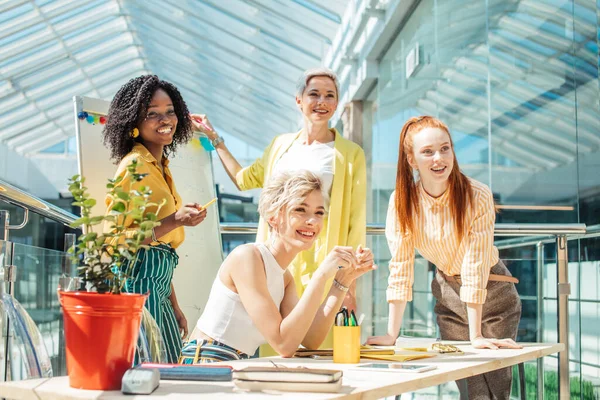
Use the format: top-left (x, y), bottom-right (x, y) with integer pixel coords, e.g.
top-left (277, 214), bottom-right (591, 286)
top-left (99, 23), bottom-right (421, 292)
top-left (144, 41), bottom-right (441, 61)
top-left (432, 261), bottom-right (522, 400)
top-left (179, 339), bottom-right (250, 364)
top-left (123, 244), bottom-right (182, 363)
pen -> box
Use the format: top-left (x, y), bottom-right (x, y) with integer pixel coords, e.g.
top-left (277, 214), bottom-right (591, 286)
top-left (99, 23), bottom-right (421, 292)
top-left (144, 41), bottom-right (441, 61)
top-left (335, 311), bottom-right (345, 326)
top-left (357, 313), bottom-right (365, 326)
top-left (350, 310), bottom-right (358, 326)
top-left (341, 307), bottom-right (349, 326)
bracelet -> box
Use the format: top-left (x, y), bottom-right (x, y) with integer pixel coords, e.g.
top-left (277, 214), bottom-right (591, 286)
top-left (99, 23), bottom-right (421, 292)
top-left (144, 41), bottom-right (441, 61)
top-left (332, 279), bottom-right (349, 292)
top-left (211, 135), bottom-right (225, 147)
top-left (151, 227), bottom-right (158, 242)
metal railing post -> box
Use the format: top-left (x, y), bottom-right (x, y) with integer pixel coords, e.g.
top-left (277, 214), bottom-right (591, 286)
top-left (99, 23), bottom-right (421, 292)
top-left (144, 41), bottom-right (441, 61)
top-left (0, 210), bottom-right (8, 241)
top-left (556, 235), bottom-right (570, 399)
top-left (537, 241), bottom-right (545, 400)
top-left (0, 210), bottom-right (12, 382)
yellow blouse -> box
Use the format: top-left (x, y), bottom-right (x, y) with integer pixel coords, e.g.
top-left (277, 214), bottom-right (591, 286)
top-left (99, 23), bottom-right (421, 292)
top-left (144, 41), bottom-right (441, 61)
top-left (105, 143), bottom-right (184, 249)
top-left (386, 178), bottom-right (499, 305)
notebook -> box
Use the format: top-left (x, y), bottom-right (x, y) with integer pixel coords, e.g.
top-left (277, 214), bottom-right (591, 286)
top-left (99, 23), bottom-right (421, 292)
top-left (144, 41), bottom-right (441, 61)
top-left (232, 366), bottom-right (342, 383)
top-left (361, 351), bottom-right (436, 362)
top-left (234, 379), bottom-right (342, 393)
top-left (294, 346), bottom-right (395, 358)
top-left (139, 363), bottom-right (232, 381)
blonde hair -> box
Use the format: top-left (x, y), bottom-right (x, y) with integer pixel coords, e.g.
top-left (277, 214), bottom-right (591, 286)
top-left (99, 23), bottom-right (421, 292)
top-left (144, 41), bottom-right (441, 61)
top-left (258, 171), bottom-right (327, 228)
top-left (296, 67), bottom-right (339, 98)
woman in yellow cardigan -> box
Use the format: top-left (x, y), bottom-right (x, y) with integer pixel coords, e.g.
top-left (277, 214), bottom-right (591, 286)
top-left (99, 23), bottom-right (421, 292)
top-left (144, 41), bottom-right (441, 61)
top-left (191, 68), bottom-right (366, 315)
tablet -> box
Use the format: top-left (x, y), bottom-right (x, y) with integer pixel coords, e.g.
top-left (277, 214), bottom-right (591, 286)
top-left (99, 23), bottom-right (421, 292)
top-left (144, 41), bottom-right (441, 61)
top-left (353, 363), bottom-right (436, 373)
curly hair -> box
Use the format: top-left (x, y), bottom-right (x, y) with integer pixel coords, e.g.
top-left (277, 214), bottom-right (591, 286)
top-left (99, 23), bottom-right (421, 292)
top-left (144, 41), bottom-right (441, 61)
top-left (102, 75), bottom-right (193, 163)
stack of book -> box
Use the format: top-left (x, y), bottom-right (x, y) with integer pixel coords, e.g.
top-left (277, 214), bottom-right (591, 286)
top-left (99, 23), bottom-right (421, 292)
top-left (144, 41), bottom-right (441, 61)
top-left (233, 366), bottom-right (343, 393)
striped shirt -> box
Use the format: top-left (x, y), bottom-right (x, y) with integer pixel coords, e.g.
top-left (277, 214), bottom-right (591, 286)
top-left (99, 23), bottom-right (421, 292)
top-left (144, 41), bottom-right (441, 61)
top-left (386, 178), bottom-right (499, 305)
top-left (105, 143), bottom-right (184, 249)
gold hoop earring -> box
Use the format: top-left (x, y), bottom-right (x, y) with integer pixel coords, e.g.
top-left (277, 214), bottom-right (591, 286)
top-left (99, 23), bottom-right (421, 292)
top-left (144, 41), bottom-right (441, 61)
top-left (131, 128), bottom-right (139, 138)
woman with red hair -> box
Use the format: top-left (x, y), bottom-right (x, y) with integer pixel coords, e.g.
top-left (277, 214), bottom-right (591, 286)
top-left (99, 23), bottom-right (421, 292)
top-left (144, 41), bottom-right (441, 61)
top-left (367, 116), bottom-right (522, 399)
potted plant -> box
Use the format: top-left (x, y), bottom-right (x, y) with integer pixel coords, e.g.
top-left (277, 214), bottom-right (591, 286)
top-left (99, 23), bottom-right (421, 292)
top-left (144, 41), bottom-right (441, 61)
top-left (60, 159), bottom-right (164, 390)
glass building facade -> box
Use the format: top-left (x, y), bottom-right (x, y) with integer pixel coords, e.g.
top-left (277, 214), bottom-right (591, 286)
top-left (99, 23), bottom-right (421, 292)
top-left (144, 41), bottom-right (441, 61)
top-left (363, 0), bottom-right (599, 397)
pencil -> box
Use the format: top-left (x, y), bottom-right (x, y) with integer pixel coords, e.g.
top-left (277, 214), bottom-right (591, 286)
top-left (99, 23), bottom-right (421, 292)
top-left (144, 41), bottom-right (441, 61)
top-left (201, 198), bottom-right (218, 209)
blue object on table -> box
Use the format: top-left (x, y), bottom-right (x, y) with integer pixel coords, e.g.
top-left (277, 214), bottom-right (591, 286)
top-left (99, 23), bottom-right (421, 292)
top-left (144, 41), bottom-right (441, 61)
top-left (139, 363), bottom-right (233, 381)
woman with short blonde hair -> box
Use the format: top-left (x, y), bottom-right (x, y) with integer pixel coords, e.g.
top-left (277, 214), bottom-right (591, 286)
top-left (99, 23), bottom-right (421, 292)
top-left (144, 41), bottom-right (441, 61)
top-left (181, 171), bottom-right (374, 363)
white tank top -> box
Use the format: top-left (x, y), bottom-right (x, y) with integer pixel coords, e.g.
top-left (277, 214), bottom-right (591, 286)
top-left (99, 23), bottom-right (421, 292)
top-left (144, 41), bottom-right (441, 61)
top-left (274, 140), bottom-right (335, 198)
top-left (196, 243), bottom-right (286, 355)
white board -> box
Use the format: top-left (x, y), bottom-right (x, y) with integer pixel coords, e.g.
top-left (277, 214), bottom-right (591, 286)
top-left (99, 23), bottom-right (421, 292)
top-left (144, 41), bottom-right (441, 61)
top-left (73, 95), bottom-right (223, 332)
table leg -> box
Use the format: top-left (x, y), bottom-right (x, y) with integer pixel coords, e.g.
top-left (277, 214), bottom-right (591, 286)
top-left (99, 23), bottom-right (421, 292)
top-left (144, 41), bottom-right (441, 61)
top-left (518, 363), bottom-right (526, 400)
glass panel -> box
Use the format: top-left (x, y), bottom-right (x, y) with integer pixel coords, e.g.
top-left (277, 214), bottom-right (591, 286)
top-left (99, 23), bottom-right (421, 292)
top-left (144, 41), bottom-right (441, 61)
top-left (8, 241), bottom-right (70, 376)
top-left (488, 0), bottom-right (581, 224)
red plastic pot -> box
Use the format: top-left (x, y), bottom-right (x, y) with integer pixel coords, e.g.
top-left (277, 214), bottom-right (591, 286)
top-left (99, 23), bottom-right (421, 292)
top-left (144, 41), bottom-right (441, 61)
top-left (59, 291), bottom-right (147, 390)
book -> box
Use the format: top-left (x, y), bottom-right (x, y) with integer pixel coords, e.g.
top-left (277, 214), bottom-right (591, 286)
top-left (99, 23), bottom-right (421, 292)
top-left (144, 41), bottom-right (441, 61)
top-left (233, 379), bottom-right (342, 393)
top-left (394, 336), bottom-right (438, 351)
top-left (361, 352), bottom-right (436, 362)
top-left (139, 363), bottom-right (232, 381)
top-left (294, 346), bottom-right (395, 358)
top-left (233, 366), bottom-right (342, 383)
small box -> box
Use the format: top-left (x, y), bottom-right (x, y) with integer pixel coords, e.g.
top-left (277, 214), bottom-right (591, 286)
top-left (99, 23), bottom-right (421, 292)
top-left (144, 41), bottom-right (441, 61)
top-left (333, 325), bottom-right (360, 364)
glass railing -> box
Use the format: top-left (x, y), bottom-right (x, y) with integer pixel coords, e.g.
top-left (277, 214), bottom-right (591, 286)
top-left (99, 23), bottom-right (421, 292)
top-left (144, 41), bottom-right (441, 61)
top-left (0, 240), bottom-right (71, 379)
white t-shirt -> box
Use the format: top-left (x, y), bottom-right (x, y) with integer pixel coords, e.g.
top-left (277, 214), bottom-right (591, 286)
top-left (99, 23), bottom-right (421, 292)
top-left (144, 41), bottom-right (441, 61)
top-left (274, 140), bottom-right (335, 197)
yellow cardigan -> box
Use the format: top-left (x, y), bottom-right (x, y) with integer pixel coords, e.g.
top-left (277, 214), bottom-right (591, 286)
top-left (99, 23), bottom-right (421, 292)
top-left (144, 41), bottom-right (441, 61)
top-left (235, 128), bottom-right (367, 297)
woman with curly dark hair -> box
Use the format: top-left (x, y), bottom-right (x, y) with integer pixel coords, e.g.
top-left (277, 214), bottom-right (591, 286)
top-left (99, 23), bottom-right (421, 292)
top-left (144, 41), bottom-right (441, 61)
top-left (103, 75), bottom-right (207, 362)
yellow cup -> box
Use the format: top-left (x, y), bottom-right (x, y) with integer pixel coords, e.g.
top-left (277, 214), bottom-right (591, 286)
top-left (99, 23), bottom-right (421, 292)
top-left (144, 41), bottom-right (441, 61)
top-left (333, 325), bottom-right (361, 364)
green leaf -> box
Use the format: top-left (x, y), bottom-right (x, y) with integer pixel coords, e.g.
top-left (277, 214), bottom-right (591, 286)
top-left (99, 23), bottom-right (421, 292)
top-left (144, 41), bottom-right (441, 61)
top-left (145, 212), bottom-right (158, 221)
top-left (116, 191), bottom-right (130, 201)
top-left (83, 198), bottom-right (96, 208)
top-left (69, 217), bottom-right (90, 228)
top-left (140, 221), bottom-right (156, 231)
top-left (111, 202), bottom-right (126, 213)
top-left (89, 216), bottom-right (104, 225)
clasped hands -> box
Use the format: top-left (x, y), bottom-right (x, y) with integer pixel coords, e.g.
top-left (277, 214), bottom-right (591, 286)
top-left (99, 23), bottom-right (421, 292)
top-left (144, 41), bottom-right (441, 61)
top-left (321, 245), bottom-right (377, 287)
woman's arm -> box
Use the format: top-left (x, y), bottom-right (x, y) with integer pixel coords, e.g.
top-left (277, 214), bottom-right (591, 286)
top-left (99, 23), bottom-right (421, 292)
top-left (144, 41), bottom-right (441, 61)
top-left (366, 193), bottom-right (414, 345)
top-left (462, 187), bottom-right (521, 349)
top-left (301, 247), bottom-right (376, 349)
top-left (365, 300), bottom-right (407, 345)
top-left (190, 114), bottom-right (243, 190)
top-left (231, 245), bottom-right (362, 357)
top-left (105, 158), bottom-right (207, 245)
top-left (466, 303), bottom-right (521, 349)
top-left (169, 283), bottom-right (188, 339)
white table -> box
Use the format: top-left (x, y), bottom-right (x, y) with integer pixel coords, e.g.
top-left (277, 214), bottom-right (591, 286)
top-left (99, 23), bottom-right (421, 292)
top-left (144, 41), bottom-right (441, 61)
top-left (0, 343), bottom-right (563, 400)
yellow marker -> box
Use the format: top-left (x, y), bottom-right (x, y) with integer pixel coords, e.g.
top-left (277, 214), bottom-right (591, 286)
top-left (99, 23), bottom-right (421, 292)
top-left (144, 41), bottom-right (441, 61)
top-left (200, 198), bottom-right (218, 209)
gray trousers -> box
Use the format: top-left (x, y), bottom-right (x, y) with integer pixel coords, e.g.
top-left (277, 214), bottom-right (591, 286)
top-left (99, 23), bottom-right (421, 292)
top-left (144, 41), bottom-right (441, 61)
top-left (431, 261), bottom-right (522, 400)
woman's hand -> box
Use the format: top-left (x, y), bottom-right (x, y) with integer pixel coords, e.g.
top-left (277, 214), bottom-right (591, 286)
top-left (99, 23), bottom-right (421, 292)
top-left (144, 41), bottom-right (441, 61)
top-left (175, 204), bottom-right (207, 227)
top-left (335, 246), bottom-right (376, 287)
top-left (471, 336), bottom-right (522, 350)
top-left (173, 307), bottom-right (189, 339)
top-left (365, 334), bottom-right (396, 346)
top-left (189, 114), bottom-right (217, 140)
top-left (319, 246), bottom-right (359, 279)
top-left (342, 292), bottom-right (357, 313)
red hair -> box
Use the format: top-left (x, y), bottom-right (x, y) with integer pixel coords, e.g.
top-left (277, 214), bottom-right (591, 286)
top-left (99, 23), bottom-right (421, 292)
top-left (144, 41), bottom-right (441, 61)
top-left (395, 116), bottom-right (474, 240)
